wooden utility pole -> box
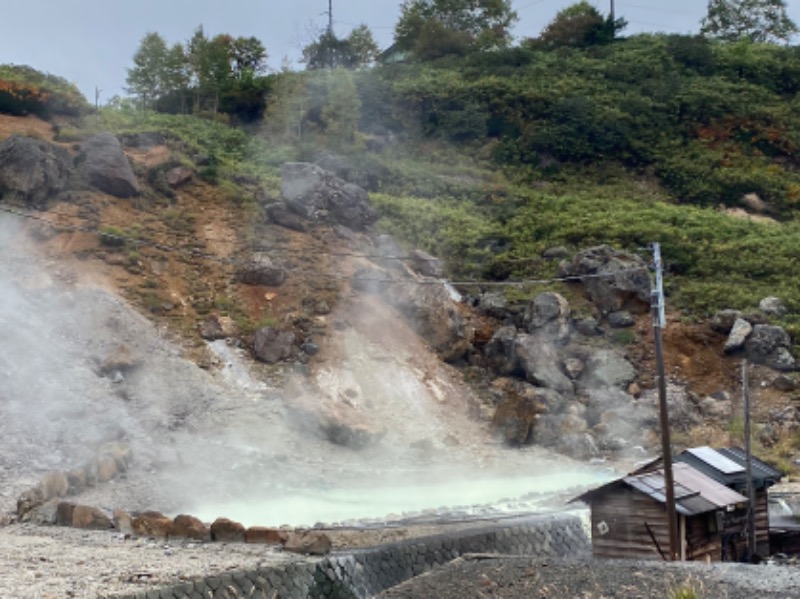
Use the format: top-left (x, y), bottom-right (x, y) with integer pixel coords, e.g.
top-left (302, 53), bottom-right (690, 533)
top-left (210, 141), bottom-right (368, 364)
top-left (743, 359), bottom-right (757, 559)
top-left (610, 0), bottom-right (615, 23)
top-left (651, 242), bottom-right (680, 561)
top-left (95, 87), bottom-right (102, 110)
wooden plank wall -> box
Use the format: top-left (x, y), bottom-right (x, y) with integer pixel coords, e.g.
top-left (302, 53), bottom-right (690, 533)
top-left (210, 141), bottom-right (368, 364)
top-left (589, 488), bottom-right (669, 560)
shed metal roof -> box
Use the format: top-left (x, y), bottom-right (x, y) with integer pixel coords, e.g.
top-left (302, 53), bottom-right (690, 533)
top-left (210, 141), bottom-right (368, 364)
top-left (572, 462), bottom-right (748, 516)
top-left (622, 463), bottom-right (746, 516)
top-left (676, 446), bottom-right (781, 491)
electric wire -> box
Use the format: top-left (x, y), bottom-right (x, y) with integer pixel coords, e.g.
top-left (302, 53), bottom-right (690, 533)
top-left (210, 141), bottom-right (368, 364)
top-left (0, 201), bottom-right (650, 288)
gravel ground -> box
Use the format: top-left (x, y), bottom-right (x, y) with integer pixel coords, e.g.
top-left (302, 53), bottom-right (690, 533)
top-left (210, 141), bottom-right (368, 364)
top-left (0, 523), bottom-right (312, 599)
top-left (377, 555), bottom-right (800, 599)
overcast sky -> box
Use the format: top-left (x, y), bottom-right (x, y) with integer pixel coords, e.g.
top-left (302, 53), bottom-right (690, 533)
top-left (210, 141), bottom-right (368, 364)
top-left (1, 0), bottom-right (799, 102)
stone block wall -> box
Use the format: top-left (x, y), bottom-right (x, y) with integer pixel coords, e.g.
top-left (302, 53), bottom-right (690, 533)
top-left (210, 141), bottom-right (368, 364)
top-left (112, 513), bottom-right (588, 599)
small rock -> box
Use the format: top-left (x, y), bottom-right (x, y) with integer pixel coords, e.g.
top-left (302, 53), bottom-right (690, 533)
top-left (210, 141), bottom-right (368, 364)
top-left (166, 166), bottom-right (193, 188)
top-left (774, 375), bottom-right (799, 392)
top-left (574, 317), bottom-right (602, 337)
top-left (760, 297), bottom-right (788, 317)
top-left (608, 311), bottom-right (635, 328)
top-left (710, 309), bottom-right (743, 334)
top-left (542, 246), bottom-right (569, 260)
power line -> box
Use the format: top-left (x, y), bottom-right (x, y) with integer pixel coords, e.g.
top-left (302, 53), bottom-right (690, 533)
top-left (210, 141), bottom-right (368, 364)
top-left (0, 201), bottom-right (649, 289)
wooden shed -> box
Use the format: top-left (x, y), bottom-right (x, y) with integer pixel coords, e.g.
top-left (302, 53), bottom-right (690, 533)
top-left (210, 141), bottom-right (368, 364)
top-left (673, 446), bottom-right (781, 558)
top-left (572, 462), bottom-right (748, 561)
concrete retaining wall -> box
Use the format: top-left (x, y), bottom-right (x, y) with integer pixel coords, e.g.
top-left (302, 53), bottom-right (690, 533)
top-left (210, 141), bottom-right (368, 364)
top-left (112, 513), bottom-right (588, 599)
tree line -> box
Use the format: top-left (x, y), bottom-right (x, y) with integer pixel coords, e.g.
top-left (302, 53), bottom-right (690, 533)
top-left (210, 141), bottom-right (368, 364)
top-left (124, 0), bottom-right (798, 123)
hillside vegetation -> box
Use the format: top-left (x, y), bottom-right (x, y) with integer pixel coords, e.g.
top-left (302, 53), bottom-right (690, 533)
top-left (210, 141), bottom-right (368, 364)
top-left (2, 33), bottom-right (800, 343)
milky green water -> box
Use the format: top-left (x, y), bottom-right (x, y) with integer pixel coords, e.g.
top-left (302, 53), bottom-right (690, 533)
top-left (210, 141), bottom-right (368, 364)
top-left (189, 469), bottom-right (611, 528)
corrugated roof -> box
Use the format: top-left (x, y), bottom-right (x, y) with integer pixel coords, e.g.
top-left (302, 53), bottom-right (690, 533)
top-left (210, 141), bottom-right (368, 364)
top-left (685, 446), bottom-right (744, 474)
top-left (717, 447), bottom-right (783, 483)
top-left (617, 463), bottom-right (747, 516)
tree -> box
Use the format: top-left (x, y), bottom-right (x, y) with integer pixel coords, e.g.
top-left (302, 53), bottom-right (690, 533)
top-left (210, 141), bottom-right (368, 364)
top-left (230, 36), bottom-right (268, 79)
top-left (126, 32), bottom-right (169, 108)
top-left (394, 0), bottom-right (517, 58)
top-left (302, 25), bottom-right (379, 70)
top-left (701, 0), bottom-right (798, 43)
top-left (534, 1), bottom-right (626, 49)
top-left (162, 43), bottom-right (190, 112)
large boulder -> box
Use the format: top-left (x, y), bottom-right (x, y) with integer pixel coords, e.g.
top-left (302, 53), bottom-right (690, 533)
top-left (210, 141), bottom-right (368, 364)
top-left (492, 379), bottom-right (563, 446)
top-left (523, 292), bottom-right (571, 340)
top-left (81, 132), bottom-right (139, 198)
top-left (0, 135), bottom-right (72, 207)
top-left (514, 334), bottom-right (574, 395)
top-left (388, 281), bottom-right (473, 362)
top-left (280, 162), bottom-right (377, 230)
top-left (578, 348), bottom-right (637, 390)
top-left (746, 324), bottom-right (796, 371)
top-left (559, 245), bottom-right (650, 314)
top-left (484, 326), bottom-right (519, 375)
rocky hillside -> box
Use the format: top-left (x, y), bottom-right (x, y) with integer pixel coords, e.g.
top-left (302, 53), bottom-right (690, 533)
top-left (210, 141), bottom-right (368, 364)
top-left (1, 109), bottom-right (799, 490)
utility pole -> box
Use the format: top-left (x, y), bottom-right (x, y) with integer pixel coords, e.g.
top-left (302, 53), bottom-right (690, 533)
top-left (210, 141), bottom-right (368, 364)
top-left (94, 86), bottom-right (102, 110)
top-left (610, 0), bottom-right (615, 23)
top-left (651, 242), bottom-right (679, 561)
top-left (325, 0), bottom-right (335, 69)
top-left (743, 359), bottom-right (757, 559)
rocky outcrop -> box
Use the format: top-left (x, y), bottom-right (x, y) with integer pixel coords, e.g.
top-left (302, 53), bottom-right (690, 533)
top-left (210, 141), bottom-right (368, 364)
top-left (559, 245), bottom-right (650, 314)
top-left (0, 135), bottom-right (72, 207)
top-left (81, 132), bottom-right (139, 198)
top-left (578, 348), bottom-right (636, 390)
top-left (514, 334), bottom-right (574, 395)
top-left (279, 162), bottom-right (377, 231)
top-left (388, 281), bottom-right (473, 362)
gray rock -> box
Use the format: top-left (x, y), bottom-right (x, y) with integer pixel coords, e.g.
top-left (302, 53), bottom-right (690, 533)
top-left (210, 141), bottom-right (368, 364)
top-left (710, 309), bottom-right (743, 334)
top-left (265, 202), bottom-right (307, 232)
top-left (542, 246), bottom-right (569, 260)
top-left (237, 254), bottom-right (287, 287)
top-left (166, 166), bottom-right (193, 188)
top-left (388, 281), bottom-right (473, 362)
top-left (607, 311), bottom-right (635, 328)
top-left (524, 292), bottom-right (571, 340)
top-left (773, 374), bottom-right (799, 392)
top-left (477, 291), bottom-right (508, 318)
top-left (484, 326), bottom-right (518, 376)
top-left (253, 327), bottom-right (296, 364)
top-left (0, 135), bottom-right (72, 207)
top-left (559, 245), bottom-right (650, 314)
top-left (514, 334), bottom-right (574, 395)
top-left (574, 317), bottom-right (602, 337)
top-left (579, 348), bottom-right (636, 390)
top-left (280, 162), bottom-right (377, 231)
top-left (81, 132), bottom-right (139, 198)
top-left (408, 249), bottom-right (444, 278)
top-left (745, 324), bottom-right (794, 370)
top-left (724, 318), bottom-right (753, 353)
top-left (759, 296), bottom-right (788, 317)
